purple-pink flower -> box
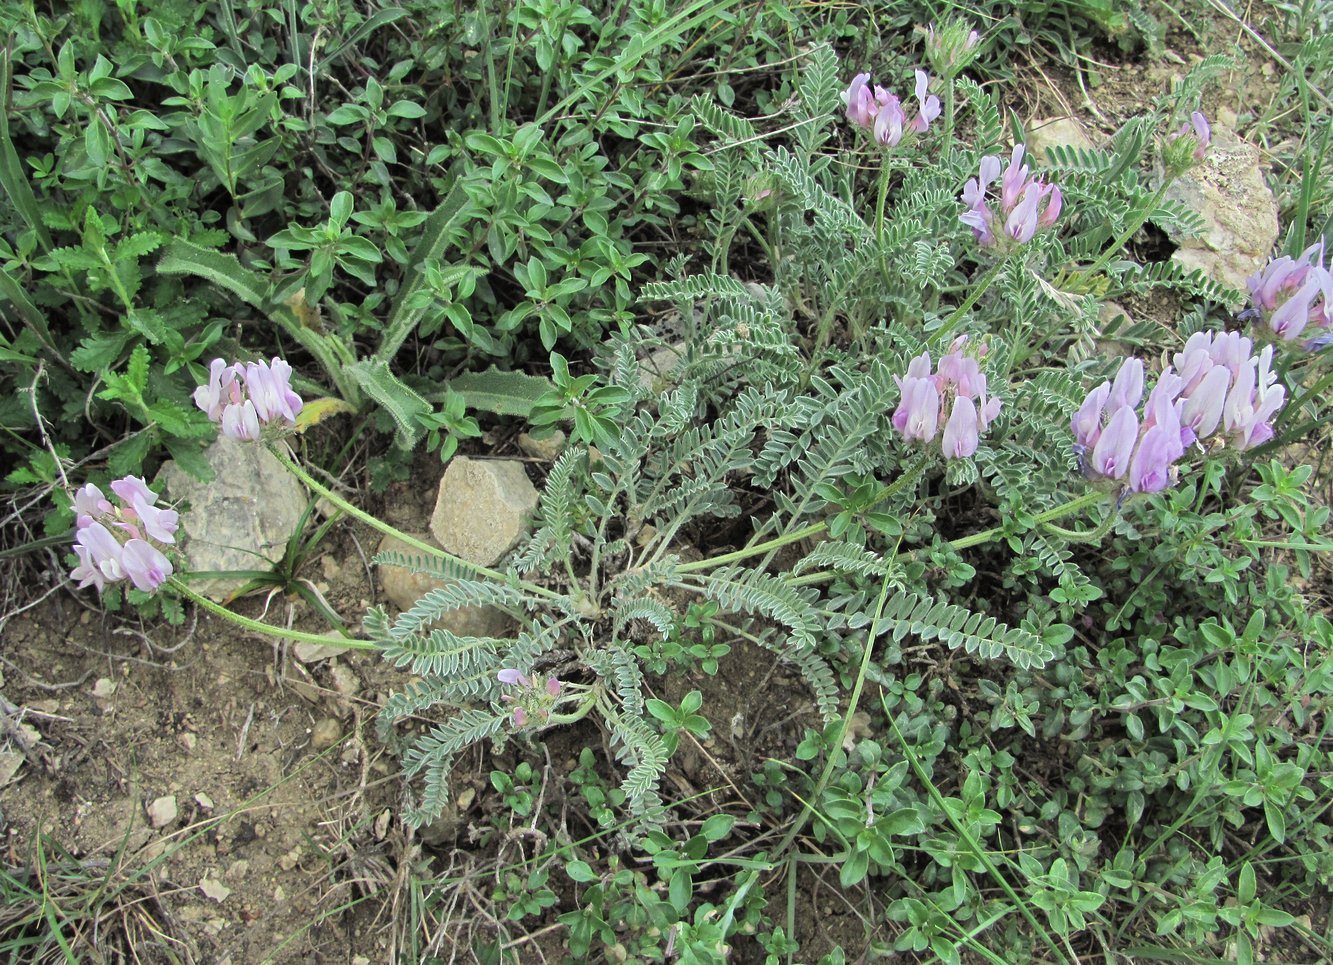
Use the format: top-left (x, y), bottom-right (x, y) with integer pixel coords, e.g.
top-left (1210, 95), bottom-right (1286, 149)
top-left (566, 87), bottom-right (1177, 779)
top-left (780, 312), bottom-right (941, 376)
top-left (842, 70), bottom-right (940, 147)
top-left (68, 477), bottom-right (177, 594)
top-left (497, 668), bottom-right (565, 728)
top-left (1074, 337), bottom-right (1287, 496)
top-left (1245, 241), bottom-right (1333, 350)
top-left (960, 145), bottom-right (1062, 249)
top-left (1172, 331), bottom-right (1285, 451)
top-left (1164, 111), bottom-right (1211, 171)
top-left (924, 20), bottom-right (981, 79)
top-left (194, 358), bottom-right (304, 440)
top-left (892, 340), bottom-right (1002, 458)
top-left (1073, 357), bottom-right (1185, 494)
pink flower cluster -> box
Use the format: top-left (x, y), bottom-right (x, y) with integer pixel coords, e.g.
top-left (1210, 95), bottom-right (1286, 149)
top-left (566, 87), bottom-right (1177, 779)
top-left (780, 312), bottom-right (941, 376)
top-left (1246, 241), bottom-right (1333, 351)
top-left (1071, 359), bottom-right (1184, 494)
top-left (70, 476), bottom-right (177, 593)
top-left (194, 358), bottom-right (304, 441)
top-left (1164, 111), bottom-right (1211, 170)
top-left (843, 70), bottom-right (940, 147)
top-left (923, 21), bottom-right (981, 78)
top-left (892, 344), bottom-right (1002, 459)
top-left (497, 669), bottom-right (563, 728)
top-left (1072, 334), bottom-right (1285, 494)
top-left (960, 145), bottom-right (1062, 249)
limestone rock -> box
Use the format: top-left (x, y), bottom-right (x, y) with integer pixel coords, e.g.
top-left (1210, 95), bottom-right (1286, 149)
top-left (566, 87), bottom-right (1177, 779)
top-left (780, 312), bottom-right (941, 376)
top-left (1164, 126), bottom-right (1278, 301)
top-left (517, 429), bottom-right (566, 461)
top-left (157, 437), bottom-right (307, 601)
top-left (310, 718), bottom-right (341, 750)
top-left (1027, 116), bottom-right (1097, 164)
top-left (147, 795), bottom-right (178, 828)
top-left (638, 343), bottom-right (685, 392)
top-left (376, 533), bottom-right (511, 637)
top-left (429, 458), bottom-right (538, 567)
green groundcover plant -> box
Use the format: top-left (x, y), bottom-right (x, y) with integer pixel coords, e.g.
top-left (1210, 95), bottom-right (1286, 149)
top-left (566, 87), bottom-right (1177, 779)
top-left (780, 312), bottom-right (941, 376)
top-left (11, 3), bottom-right (1333, 963)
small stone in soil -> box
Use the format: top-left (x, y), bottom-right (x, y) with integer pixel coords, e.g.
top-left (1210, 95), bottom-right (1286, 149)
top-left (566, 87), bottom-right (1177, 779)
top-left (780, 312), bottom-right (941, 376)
top-left (311, 717), bottom-right (342, 750)
top-left (147, 794), bottom-right (178, 828)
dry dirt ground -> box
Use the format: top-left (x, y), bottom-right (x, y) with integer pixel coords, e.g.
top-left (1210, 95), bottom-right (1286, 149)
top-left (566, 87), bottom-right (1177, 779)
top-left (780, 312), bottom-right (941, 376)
top-left (0, 453), bottom-right (834, 963)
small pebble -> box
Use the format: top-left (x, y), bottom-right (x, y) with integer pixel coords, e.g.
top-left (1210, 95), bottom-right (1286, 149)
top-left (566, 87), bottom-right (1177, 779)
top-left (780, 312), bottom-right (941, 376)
top-left (311, 718), bottom-right (342, 750)
top-left (147, 795), bottom-right (178, 828)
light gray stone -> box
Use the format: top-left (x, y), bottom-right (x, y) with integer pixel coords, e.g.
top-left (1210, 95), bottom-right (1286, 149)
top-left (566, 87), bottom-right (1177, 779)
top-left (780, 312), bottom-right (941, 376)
top-left (376, 533), bottom-right (511, 638)
top-left (429, 458), bottom-right (538, 567)
top-left (156, 437), bottom-right (308, 601)
top-left (638, 343), bottom-right (685, 392)
top-left (1165, 127), bottom-right (1278, 302)
top-left (1027, 116), bottom-right (1097, 164)
top-left (517, 429), bottom-right (566, 461)
top-left (147, 794), bottom-right (178, 828)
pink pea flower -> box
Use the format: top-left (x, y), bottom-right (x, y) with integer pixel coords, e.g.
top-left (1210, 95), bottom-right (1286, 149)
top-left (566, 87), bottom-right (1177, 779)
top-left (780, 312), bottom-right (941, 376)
top-left (844, 73), bottom-right (876, 127)
top-left (841, 70), bottom-right (940, 147)
top-left (120, 540), bottom-right (174, 593)
top-left (961, 145), bottom-right (1062, 251)
top-left (1246, 241), bottom-right (1333, 350)
top-left (194, 357), bottom-right (304, 441)
top-left (1165, 110), bottom-right (1211, 171)
top-left (924, 20), bottom-right (981, 79)
top-left (1074, 357), bottom-right (1184, 494)
top-left (66, 476), bottom-right (178, 595)
top-left (940, 397), bottom-right (980, 458)
top-left (1090, 405), bottom-right (1138, 480)
top-left (891, 348), bottom-right (1001, 459)
top-left (497, 668), bottom-right (565, 728)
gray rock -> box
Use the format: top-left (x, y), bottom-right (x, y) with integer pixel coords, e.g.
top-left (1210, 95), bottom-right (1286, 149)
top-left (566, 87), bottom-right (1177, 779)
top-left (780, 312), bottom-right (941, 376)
top-left (146, 794), bottom-right (178, 828)
top-left (638, 343), bottom-right (685, 392)
top-left (1027, 116), bottom-right (1097, 164)
top-left (517, 429), bottom-right (566, 461)
top-left (429, 458), bottom-right (538, 567)
top-left (310, 718), bottom-right (341, 751)
top-left (157, 438), bottom-right (308, 601)
top-left (1164, 127), bottom-right (1278, 301)
top-left (376, 533), bottom-right (511, 638)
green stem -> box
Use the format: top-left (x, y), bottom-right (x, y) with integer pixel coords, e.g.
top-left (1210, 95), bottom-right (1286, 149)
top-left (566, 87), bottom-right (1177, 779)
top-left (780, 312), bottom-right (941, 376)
top-left (546, 690), bottom-right (599, 727)
top-left (771, 569), bottom-right (896, 861)
top-left (941, 76), bottom-right (956, 158)
top-left (874, 157), bottom-right (892, 249)
top-left (266, 443), bottom-right (561, 600)
top-left (947, 489), bottom-right (1105, 553)
top-left (785, 488), bottom-right (1111, 587)
top-left (1040, 494), bottom-right (1119, 542)
top-left (676, 453), bottom-right (932, 575)
top-left (170, 578), bottom-right (377, 650)
top-left (1082, 181), bottom-right (1171, 279)
top-left (677, 522), bottom-right (825, 575)
top-left (932, 257), bottom-right (1007, 347)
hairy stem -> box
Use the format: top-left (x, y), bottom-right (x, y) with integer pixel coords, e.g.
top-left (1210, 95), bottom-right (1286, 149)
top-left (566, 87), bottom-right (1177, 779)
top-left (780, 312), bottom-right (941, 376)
top-left (170, 578), bottom-right (376, 649)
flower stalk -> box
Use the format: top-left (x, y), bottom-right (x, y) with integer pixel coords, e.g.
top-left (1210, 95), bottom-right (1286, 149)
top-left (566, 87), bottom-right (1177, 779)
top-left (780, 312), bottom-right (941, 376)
top-left (169, 577), bottom-right (377, 650)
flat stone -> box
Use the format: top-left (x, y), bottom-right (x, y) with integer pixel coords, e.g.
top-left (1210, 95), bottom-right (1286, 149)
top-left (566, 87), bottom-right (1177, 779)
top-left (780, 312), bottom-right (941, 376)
top-left (1164, 126), bottom-right (1278, 301)
top-left (310, 718), bottom-right (341, 750)
top-left (376, 533), bottom-right (511, 638)
top-left (1026, 116), bottom-right (1097, 164)
top-left (517, 429), bottom-right (566, 461)
top-left (429, 458), bottom-right (538, 567)
top-left (147, 794), bottom-right (178, 828)
top-left (157, 437), bottom-right (308, 601)
top-left (638, 343), bottom-right (685, 392)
